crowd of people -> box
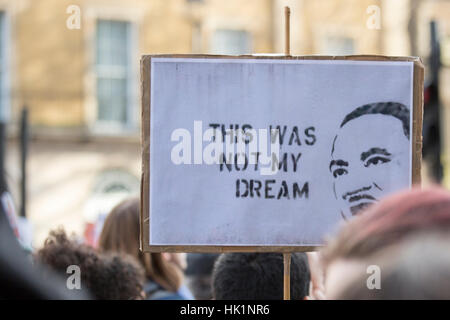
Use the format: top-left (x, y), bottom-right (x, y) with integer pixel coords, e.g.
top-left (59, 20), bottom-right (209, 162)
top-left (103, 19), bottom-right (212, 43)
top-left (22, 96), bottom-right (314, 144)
top-left (1, 186), bottom-right (450, 299)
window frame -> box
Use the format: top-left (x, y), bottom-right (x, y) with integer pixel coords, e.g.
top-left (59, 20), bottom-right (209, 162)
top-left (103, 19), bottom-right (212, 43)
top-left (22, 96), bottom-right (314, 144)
top-left (84, 6), bottom-right (140, 136)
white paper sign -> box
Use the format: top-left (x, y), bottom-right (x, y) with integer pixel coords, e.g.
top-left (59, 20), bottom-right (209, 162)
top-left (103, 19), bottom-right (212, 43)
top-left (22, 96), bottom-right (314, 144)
top-left (148, 57), bottom-right (413, 246)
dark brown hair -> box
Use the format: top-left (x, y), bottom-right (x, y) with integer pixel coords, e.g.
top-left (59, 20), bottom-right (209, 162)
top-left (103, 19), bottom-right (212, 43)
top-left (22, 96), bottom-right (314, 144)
top-left (98, 198), bottom-right (182, 292)
top-left (35, 229), bottom-right (145, 300)
top-left (212, 253), bottom-right (310, 300)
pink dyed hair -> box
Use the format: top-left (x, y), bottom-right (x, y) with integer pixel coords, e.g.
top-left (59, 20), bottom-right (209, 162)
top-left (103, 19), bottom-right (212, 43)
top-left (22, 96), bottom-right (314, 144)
top-left (322, 186), bottom-right (450, 266)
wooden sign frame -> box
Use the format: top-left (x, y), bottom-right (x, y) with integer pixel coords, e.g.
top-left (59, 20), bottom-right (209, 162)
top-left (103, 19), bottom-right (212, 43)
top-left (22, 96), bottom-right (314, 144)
top-left (140, 54), bottom-right (424, 253)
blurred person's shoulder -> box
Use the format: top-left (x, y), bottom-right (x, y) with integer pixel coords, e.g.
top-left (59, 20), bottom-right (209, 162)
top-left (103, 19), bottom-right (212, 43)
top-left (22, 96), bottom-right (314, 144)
top-left (144, 281), bottom-right (186, 300)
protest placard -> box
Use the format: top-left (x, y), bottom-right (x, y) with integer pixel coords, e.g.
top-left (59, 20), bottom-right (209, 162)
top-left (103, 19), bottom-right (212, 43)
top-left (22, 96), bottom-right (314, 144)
top-left (140, 55), bottom-right (423, 252)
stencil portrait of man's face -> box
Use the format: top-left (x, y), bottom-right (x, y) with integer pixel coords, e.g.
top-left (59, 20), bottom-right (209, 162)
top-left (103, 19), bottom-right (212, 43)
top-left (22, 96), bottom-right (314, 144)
top-left (330, 102), bottom-right (410, 219)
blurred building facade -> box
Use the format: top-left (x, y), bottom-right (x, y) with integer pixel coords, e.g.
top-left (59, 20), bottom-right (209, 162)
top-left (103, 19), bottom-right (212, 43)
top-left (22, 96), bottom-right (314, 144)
top-left (0, 0), bottom-right (449, 245)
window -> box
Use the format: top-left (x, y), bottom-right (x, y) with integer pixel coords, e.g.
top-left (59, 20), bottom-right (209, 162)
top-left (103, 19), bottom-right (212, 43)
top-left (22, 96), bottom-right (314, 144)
top-left (0, 12), bottom-right (9, 121)
top-left (0, 13), bottom-right (3, 116)
top-left (84, 169), bottom-right (139, 246)
top-left (211, 29), bottom-right (251, 55)
top-left (442, 36), bottom-right (450, 67)
top-left (85, 169), bottom-right (139, 222)
top-left (95, 20), bottom-right (132, 127)
top-left (191, 23), bottom-right (202, 53)
top-left (322, 36), bottom-right (355, 55)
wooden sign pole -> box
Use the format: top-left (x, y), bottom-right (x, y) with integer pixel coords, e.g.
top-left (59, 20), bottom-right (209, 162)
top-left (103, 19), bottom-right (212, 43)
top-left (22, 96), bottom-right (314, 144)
top-left (283, 253), bottom-right (291, 300)
top-left (285, 6), bottom-right (291, 56)
top-left (283, 6), bottom-right (291, 301)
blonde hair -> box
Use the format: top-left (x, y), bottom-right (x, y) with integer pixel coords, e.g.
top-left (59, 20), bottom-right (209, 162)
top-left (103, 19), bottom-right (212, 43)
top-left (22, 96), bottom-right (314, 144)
top-left (98, 198), bottom-right (183, 292)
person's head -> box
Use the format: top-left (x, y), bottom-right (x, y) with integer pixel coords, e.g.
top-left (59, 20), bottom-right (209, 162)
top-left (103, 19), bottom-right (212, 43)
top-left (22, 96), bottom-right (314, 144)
top-left (322, 187), bottom-right (450, 298)
top-left (0, 206), bottom-right (87, 299)
top-left (98, 197), bottom-right (183, 293)
top-left (333, 232), bottom-right (450, 299)
top-left (212, 252), bottom-right (310, 300)
top-left (35, 229), bottom-right (145, 300)
top-left (185, 253), bottom-right (219, 300)
top-left (329, 101), bottom-right (410, 218)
